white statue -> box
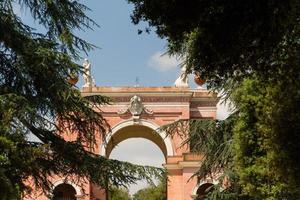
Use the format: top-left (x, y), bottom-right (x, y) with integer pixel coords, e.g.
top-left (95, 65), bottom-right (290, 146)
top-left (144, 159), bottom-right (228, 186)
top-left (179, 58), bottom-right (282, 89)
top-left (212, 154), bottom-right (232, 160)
top-left (174, 65), bottom-right (189, 88)
top-left (92, 77), bottom-right (96, 87)
top-left (82, 58), bottom-right (93, 87)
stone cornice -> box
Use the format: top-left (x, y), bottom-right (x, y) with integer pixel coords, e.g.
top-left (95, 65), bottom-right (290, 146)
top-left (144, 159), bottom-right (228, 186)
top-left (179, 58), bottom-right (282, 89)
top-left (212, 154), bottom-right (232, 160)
top-left (82, 92), bottom-right (193, 98)
top-left (164, 161), bottom-right (201, 170)
top-left (111, 96), bottom-right (191, 103)
top-left (82, 86), bottom-right (191, 93)
top-left (81, 86), bottom-right (217, 98)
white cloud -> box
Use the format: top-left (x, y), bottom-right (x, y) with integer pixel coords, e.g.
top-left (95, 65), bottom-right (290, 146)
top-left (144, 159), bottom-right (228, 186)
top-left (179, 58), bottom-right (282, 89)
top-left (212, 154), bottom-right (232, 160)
top-left (148, 51), bottom-right (181, 72)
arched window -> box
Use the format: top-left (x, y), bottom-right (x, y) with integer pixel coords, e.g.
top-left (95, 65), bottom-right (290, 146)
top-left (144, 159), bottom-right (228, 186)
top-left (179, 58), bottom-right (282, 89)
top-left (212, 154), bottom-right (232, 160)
top-left (52, 183), bottom-right (76, 200)
top-left (196, 183), bottom-right (214, 200)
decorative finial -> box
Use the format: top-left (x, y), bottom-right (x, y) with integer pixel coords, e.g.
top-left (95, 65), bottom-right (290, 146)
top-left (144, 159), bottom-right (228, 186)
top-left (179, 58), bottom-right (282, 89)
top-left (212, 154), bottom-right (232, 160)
top-left (194, 72), bottom-right (206, 89)
top-left (174, 65), bottom-right (189, 88)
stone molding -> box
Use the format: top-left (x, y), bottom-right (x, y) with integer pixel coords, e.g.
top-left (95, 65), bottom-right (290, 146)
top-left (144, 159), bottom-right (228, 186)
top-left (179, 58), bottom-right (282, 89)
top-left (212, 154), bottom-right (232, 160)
top-left (111, 96), bottom-right (192, 103)
top-left (50, 179), bottom-right (83, 198)
top-left (100, 119), bottom-right (174, 157)
top-left (164, 161), bottom-right (201, 170)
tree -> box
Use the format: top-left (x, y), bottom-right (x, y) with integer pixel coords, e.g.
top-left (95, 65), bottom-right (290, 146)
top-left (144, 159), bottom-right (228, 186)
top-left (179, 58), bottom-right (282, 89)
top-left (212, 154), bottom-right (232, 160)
top-left (128, 0), bottom-right (300, 199)
top-left (160, 115), bottom-right (249, 200)
top-left (108, 187), bottom-right (132, 200)
top-left (128, 0), bottom-right (298, 90)
top-left (133, 178), bottom-right (166, 200)
top-left (0, 1), bottom-right (161, 199)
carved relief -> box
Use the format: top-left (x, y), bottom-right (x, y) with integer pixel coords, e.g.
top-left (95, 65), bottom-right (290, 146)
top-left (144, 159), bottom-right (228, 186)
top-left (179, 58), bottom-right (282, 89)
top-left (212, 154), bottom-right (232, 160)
top-left (129, 95), bottom-right (143, 116)
top-left (117, 95), bottom-right (153, 121)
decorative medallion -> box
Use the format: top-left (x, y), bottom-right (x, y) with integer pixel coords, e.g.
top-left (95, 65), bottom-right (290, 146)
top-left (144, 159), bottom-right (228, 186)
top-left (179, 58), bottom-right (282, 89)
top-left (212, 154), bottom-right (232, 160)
top-left (128, 95), bottom-right (143, 116)
top-left (117, 95), bottom-right (153, 121)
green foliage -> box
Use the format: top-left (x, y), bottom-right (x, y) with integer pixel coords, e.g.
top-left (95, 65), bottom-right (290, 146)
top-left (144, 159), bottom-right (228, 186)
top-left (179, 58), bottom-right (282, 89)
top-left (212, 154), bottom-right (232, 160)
top-left (161, 117), bottom-right (249, 200)
top-left (109, 187), bottom-right (132, 200)
top-left (162, 72), bottom-right (300, 200)
top-left (133, 178), bottom-right (166, 200)
top-left (0, 0), bottom-right (162, 199)
top-left (161, 117), bottom-right (236, 180)
top-left (108, 178), bottom-right (166, 200)
top-left (128, 0), bottom-right (300, 199)
top-left (232, 76), bottom-right (300, 200)
top-left (128, 0), bottom-right (299, 91)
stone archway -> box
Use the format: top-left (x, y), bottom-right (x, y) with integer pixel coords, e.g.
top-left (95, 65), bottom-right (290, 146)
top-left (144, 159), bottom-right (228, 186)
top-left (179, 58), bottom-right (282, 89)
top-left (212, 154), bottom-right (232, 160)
top-left (101, 120), bottom-right (170, 199)
top-left (101, 119), bottom-right (174, 159)
top-left (86, 86), bottom-right (218, 200)
top-left (51, 180), bottom-right (82, 200)
top-left (53, 184), bottom-right (76, 200)
top-left (23, 86), bottom-right (218, 200)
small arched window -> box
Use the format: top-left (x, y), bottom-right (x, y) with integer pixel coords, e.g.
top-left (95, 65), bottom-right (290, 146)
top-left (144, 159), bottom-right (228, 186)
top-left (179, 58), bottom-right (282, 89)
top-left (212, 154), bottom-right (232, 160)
top-left (52, 183), bottom-right (76, 200)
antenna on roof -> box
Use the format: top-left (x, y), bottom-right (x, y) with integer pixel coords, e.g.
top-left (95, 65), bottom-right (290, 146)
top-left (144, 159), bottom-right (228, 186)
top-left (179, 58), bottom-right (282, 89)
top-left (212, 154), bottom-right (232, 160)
top-left (134, 76), bottom-right (140, 87)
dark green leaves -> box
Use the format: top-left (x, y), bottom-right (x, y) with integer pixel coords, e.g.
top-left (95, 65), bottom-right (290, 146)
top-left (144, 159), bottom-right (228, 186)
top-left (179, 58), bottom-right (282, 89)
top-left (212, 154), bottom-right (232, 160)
top-left (0, 1), bottom-right (163, 199)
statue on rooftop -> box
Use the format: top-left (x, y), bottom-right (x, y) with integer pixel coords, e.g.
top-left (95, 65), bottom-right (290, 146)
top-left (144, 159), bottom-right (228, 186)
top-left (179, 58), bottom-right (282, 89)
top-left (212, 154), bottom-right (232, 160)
top-left (82, 59), bottom-right (94, 87)
top-left (174, 65), bottom-right (189, 88)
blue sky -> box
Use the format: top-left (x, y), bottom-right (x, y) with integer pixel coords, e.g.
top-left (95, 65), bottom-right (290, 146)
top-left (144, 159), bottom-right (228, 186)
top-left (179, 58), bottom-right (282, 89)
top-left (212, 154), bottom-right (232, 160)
top-left (77, 0), bottom-right (181, 87)
top-left (16, 0), bottom-right (183, 87)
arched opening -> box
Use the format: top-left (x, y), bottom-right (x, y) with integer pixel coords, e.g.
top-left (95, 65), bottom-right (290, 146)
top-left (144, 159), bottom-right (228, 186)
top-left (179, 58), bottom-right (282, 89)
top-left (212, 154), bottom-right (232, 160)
top-left (195, 183), bottom-right (214, 200)
top-left (110, 138), bottom-right (166, 195)
top-left (106, 125), bottom-right (168, 160)
top-left (101, 120), bottom-right (174, 159)
top-left (52, 183), bottom-right (76, 200)
top-left (103, 121), bottom-right (169, 198)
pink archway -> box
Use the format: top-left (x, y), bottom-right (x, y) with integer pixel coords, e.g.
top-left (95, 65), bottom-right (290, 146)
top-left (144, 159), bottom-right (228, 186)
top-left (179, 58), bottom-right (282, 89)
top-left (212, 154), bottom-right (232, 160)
top-left (23, 86), bottom-right (218, 200)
